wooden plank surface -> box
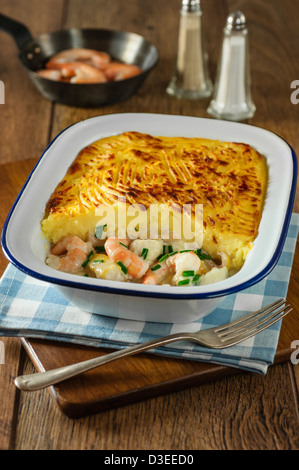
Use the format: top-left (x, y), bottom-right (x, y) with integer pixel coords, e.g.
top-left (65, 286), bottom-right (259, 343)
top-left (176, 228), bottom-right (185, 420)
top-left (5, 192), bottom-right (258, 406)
top-left (13, 361), bottom-right (299, 450)
top-left (0, 0), bottom-right (298, 450)
top-left (0, 0), bottom-right (67, 163)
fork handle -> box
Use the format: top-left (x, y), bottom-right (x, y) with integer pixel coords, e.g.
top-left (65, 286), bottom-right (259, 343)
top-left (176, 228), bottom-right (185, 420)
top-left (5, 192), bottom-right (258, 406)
top-left (14, 332), bottom-right (190, 391)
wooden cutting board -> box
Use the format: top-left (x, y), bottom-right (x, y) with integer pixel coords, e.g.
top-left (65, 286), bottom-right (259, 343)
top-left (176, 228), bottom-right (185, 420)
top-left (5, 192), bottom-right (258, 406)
top-left (21, 321), bottom-right (297, 419)
top-left (21, 235), bottom-right (299, 418)
top-left (2, 158), bottom-right (299, 419)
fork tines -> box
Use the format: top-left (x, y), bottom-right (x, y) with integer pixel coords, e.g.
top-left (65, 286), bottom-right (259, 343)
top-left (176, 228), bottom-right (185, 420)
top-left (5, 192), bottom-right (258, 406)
top-left (215, 298), bottom-right (292, 343)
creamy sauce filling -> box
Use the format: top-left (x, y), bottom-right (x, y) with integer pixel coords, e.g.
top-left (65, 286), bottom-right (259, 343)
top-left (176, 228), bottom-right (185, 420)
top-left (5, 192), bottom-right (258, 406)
top-left (46, 235), bottom-right (230, 287)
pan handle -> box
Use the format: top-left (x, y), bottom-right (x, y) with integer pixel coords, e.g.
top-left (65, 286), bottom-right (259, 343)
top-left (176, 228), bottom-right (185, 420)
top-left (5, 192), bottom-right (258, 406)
top-left (0, 13), bottom-right (33, 50)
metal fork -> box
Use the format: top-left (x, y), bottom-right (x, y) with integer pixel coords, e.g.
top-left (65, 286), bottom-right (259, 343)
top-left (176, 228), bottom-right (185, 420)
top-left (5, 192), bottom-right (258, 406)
top-left (14, 298), bottom-right (292, 391)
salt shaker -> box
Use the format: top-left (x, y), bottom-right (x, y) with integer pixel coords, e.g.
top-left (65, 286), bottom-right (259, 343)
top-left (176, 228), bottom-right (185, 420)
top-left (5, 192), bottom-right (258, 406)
top-left (166, 0), bottom-right (212, 99)
top-left (207, 11), bottom-right (256, 120)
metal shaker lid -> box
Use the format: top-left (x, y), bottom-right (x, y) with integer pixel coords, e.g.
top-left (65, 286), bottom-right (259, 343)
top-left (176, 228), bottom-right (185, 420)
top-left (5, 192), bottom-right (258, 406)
top-left (181, 0), bottom-right (201, 13)
top-left (225, 11), bottom-right (247, 32)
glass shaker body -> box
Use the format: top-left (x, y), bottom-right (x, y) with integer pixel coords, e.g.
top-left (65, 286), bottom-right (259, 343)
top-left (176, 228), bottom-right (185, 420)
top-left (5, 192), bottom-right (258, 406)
top-left (167, 0), bottom-right (212, 99)
top-left (207, 12), bottom-right (256, 120)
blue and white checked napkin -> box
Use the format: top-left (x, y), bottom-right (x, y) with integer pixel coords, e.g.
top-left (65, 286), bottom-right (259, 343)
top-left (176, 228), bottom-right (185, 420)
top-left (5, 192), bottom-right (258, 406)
top-left (0, 213), bottom-right (298, 374)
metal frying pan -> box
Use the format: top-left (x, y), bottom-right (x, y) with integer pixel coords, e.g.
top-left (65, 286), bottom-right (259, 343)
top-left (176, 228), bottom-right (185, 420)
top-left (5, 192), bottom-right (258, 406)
top-left (0, 14), bottom-right (159, 107)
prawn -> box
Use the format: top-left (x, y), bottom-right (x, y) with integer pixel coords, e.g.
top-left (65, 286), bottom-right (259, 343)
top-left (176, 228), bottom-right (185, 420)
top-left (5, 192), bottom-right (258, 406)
top-left (103, 62), bottom-right (142, 81)
top-left (88, 232), bottom-right (105, 248)
top-left (36, 69), bottom-right (64, 81)
top-left (104, 238), bottom-right (149, 279)
top-left (142, 259), bottom-right (170, 285)
top-left (46, 61), bottom-right (107, 83)
top-left (142, 251), bottom-right (201, 286)
top-left (168, 251), bottom-right (201, 285)
top-left (47, 235), bottom-right (90, 274)
top-left (47, 48), bottom-right (110, 70)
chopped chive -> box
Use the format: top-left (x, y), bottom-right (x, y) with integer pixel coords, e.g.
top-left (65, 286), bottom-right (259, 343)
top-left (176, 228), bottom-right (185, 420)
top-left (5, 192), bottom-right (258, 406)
top-left (158, 253), bottom-right (168, 262)
top-left (117, 261), bottom-right (128, 274)
top-left (178, 279), bottom-right (190, 286)
top-left (95, 224), bottom-right (107, 239)
top-left (158, 250), bottom-right (178, 263)
top-left (162, 245), bottom-right (167, 255)
top-left (182, 270), bottom-right (195, 277)
top-left (93, 259), bottom-right (104, 263)
top-left (168, 251), bottom-right (178, 257)
top-left (179, 250), bottom-right (192, 253)
top-left (141, 248), bottom-right (148, 259)
top-left (192, 274), bottom-right (201, 285)
top-left (95, 246), bottom-right (106, 253)
top-left (151, 264), bottom-right (161, 271)
top-left (81, 250), bottom-right (94, 267)
top-left (84, 273), bottom-right (89, 277)
top-left (168, 245), bottom-right (173, 253)
top-left (119, 241), bottom-right (128, 249)
top-left (195, 249), bottom-right (211, 260)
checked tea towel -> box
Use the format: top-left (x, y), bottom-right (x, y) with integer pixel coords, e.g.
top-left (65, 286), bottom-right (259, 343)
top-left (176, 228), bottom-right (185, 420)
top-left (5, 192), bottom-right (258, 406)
top-left (0, 213), bottom-right (298, 374)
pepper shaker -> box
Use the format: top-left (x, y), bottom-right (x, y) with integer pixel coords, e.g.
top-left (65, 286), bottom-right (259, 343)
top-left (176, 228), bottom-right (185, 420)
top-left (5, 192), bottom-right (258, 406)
top-left (207, 11), bottom-right (256, 120)
top-left (166, 0), bottom-right (212, 99)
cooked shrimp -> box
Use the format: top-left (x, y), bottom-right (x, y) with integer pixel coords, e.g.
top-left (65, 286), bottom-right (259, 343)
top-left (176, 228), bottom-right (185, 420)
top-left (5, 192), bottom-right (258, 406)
top-left (142, 260), bottom-right (171, 285)
top-left (47, 235), bottom-right (90, 274)
top-left (88, 232), bottom-right (105, 247)
top-left (104, 238), bottom-right (149, 279)
top-left (36, 69), bottom-right (63, 81)
top-left (142, 251), bottom-right (201, 286)
top-left (167, 252), bottom-right (201, 285)
top-left (46, 61), bottom-right (107, 84)
top-left (47, 48), bottom-right (110, 69)
top-left (103, 62), bottom-right (142, 81)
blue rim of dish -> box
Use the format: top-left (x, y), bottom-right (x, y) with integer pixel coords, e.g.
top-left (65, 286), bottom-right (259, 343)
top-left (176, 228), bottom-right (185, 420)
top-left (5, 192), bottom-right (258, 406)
top-left (1, 121), bottom-right (297, 300)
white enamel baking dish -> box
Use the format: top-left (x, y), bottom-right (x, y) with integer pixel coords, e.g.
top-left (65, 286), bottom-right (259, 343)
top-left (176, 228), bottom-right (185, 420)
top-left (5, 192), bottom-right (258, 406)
top-left (1, 114), bottom-right (297, 323)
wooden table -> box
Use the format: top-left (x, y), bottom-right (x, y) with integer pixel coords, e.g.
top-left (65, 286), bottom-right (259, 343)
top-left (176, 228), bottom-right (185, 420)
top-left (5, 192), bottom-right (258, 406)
top-left (0, 0), bottom-right (298, 450)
